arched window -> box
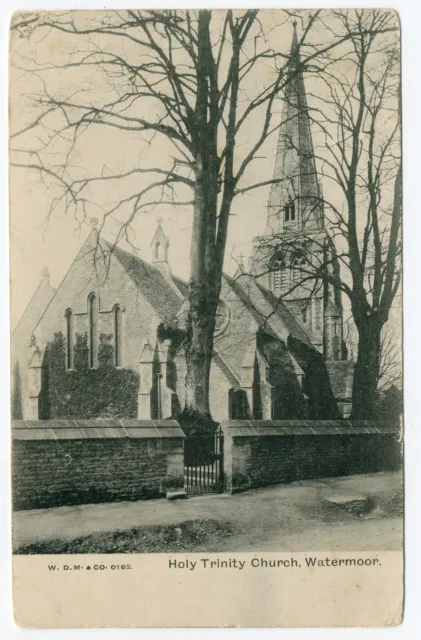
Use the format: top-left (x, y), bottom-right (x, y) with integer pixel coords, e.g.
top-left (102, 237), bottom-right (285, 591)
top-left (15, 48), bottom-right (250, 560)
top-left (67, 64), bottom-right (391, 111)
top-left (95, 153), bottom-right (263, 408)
top-left (273, 260), bottom-right (281, 292)
top-left (272, 259), bottom-right (286, 294)
top-left (155, 242), bottom-right (160, 259)
top-left (302, 307), bottom-right (307, 324)
top-left (284, 196), bottom-right (296, 222)
top-left (273, 269), bottom-right (280, 291)
top-left (65, 308), bottom-right (74, 370)
top-left (315, 298), bottom-right (322, 330)
top-left (292, 259), bottom-right (300, 285)
top-left (300, 258), bottom-right (306, 284)
top-left (280, 265), bottom-right (287, 292)
top-left (88, 293), bottom-right (98, 368)
top-left (290, 199), bottom-right (296, 221)
top-left (113, 305), bottom-right (123, 367)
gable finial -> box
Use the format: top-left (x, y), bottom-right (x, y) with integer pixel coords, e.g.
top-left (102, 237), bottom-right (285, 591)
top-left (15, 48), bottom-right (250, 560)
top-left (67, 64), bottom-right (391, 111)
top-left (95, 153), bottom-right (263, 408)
top-left (151, 218), bottom-right (171, 277)
top-left (237, 252), bottom-right (245, 273)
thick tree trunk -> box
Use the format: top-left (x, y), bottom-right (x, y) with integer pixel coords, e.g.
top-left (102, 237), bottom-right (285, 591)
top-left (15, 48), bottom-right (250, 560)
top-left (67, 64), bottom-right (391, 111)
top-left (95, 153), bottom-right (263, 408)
top-left (350, 318), bottom-right (382, 420)
top-left (183, 281), bottom-right (218, 420)
top-left (182, 142), bottom-right (220, 424)
top-left (180, 10), bottom-right (222, 428)
top-left (183, 170), bottom-right (220, 424)
top-left (182, 169), bottom-right (221, 427)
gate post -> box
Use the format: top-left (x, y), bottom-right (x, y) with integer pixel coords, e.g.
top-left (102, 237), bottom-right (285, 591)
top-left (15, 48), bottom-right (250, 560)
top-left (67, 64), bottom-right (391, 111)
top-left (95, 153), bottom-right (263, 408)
top-left (216, 426), bottom-right (225, 493)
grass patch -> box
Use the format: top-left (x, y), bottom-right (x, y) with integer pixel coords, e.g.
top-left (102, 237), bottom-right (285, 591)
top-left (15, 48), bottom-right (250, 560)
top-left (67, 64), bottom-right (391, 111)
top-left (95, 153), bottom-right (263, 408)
top-left (14, 519), bottom-right (234, 555)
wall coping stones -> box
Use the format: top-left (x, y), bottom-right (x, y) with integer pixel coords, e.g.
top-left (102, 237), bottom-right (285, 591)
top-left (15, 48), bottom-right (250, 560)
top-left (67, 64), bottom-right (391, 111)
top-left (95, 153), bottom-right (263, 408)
top-left (220, 420), bottom-right (399, 437)
top-left (11, 419), bottom-right (185, 440)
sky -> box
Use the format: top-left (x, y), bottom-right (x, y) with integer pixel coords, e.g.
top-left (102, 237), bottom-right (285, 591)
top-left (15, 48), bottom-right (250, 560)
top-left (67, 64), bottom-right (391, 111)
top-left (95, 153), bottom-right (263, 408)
top-left (9, 8), bottom-right (400, 332)
top-left (9, 9), bottom-right (297, 327)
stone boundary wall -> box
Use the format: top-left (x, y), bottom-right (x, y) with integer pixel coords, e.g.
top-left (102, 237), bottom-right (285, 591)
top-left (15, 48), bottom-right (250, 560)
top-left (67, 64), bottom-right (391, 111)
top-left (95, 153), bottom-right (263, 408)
top-left (12, 419), bottom-right (185, 510)
top-left (220, 420), bottom-right (402, 493)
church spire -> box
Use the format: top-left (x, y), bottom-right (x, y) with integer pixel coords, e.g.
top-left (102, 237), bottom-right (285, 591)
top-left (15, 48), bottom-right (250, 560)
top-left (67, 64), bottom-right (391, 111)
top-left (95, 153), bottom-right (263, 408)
top-left (290, 20), bottom-right (299, 60)
top-left (266, 22), bottom-right (323, 235)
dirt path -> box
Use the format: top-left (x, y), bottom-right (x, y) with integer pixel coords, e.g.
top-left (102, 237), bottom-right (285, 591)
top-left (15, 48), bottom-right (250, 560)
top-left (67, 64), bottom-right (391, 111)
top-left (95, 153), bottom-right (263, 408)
top-left (13, 472), bottom-right (403, 552)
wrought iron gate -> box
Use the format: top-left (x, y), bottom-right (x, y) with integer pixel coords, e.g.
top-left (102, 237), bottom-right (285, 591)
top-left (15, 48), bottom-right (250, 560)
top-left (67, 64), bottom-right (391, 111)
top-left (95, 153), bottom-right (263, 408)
top-left (184, 426), bottom-right (224, 495)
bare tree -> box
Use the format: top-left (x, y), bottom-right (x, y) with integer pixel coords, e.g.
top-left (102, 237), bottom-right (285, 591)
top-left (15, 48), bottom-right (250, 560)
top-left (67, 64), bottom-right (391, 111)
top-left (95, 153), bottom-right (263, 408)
top-left (251, 9), bottom-right (401, 419)
top-left (313, 10), bottom-right (401, 419)
top-left (9, 9), bottom-right (336, 424)
top-left (344, 321), bottom-right (401, 392)
top-left (377, 326), bottom-right (402, 392)
top-left (10, 9), bottom-right (399, 423)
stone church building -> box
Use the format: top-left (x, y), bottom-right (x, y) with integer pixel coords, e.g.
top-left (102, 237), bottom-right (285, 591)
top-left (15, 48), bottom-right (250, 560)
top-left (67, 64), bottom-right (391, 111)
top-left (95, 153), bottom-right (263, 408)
top-left (11, 29), bottom-right (354, 424)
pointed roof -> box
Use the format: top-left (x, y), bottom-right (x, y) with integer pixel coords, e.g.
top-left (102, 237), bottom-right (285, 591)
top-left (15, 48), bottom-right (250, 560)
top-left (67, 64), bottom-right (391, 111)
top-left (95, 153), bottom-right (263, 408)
top-left (222, 272), bottom-right (315, 349)
top-left (324, 298), bottom-right (341, 317)
top-left (11, 269), bottom-right (56, 371)
top-left (28, 346), bottom-right (42, 368)
top-left (266, 23), bottom-right (323, 234)
top-left (254, 281), bottom-right (314, 347)
top-left (326, 361), bottom-right (354, 401)
top-left (104, 240), bottom-right (185, 324)
top-left (140, 340), bottom-right (154, 363)
top-left (29, 231), bottom-right (188, 335)
top-left (150, 219), bottom-right (169, 250)
top-left (212, 351), bottom-right (241, 389)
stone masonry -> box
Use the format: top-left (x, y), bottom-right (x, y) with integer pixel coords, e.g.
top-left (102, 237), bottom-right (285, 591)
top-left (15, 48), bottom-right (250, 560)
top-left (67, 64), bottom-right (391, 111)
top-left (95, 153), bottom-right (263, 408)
top-left (12, 419), bottom-right (185, 510)
top-left (220, 420), bottom-right (401, 493)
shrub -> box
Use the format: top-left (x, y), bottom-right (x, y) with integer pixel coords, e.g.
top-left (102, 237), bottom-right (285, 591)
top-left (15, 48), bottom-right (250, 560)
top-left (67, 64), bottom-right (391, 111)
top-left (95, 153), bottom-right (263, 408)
top-left (42, 331), bottom-right (139, 419)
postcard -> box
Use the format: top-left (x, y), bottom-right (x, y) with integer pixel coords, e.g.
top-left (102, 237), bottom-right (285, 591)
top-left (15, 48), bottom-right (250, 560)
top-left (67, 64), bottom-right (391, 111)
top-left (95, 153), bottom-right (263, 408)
top-left (10, 8), bottom-right (403, 627)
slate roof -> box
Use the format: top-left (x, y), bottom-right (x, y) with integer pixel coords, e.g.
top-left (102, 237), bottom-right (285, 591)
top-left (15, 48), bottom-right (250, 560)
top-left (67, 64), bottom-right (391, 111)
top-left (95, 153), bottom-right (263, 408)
top-left (172, 276), bottom-right (189, 298)
top-left (105, 239), bottom-right (316, 359)
top-left (106, 242), bottom-right (185, 324)
top-left (213, 352), bottom-right (241, 388)
top-left (223, 273), bottom-right (314, 349)
top-left (326, 361), bottom-right (354, 400)
top-left (12, 276), bottom-right (56, 346)
top-left (173, 340), bottom-right (241, 390)
top-left (255, 282), bottom-right (314, 348)
top-left (222, 273), bottom-right (278, 339)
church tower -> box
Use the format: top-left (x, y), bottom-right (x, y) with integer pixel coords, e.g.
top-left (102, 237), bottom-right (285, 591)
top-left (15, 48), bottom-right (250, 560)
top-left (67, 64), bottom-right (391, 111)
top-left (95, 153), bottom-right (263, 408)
top-left (250, 23), bottom-right (344, 360)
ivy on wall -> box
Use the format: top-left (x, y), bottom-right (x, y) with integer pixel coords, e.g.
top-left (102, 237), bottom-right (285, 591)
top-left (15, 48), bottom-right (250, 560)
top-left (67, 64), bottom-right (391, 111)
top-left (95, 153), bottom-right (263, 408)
top-left (41, 332), bottom-right (139, 419)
